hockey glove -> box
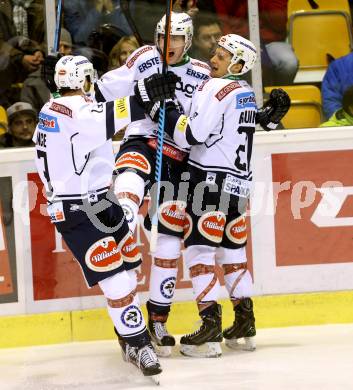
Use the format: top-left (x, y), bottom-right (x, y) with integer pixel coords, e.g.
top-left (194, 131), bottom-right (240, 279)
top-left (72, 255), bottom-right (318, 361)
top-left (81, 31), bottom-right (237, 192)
top-left (256, 88), bottom-right (291, 131)
top-left (146, 99), bottom-right (179, 122)
top-left (41, 53), bottom-right (63, 94)
top-left (134, 71), bottom-right (181, 106)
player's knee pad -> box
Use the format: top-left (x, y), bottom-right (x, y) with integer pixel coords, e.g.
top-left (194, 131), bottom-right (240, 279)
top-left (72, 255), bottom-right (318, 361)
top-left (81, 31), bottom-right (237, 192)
top-left (216, 247), bottom-right (247, 266)
top-left (222, 263), bottom-right (253, 299)
top-left (184, 245), bottom-right (219, 304)
top-left (98, 271), bottom-right (133, 304)
top-left (153, 233), bottom-right (181, 259)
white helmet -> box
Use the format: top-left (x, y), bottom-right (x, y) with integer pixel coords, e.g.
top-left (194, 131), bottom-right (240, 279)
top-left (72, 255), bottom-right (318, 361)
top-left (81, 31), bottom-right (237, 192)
top-left (218, 34), bottom-right (257, 76)
top-left (155, 12), bottom-right (193, 55)
top-left (54, 55), bottom-right (95, 93)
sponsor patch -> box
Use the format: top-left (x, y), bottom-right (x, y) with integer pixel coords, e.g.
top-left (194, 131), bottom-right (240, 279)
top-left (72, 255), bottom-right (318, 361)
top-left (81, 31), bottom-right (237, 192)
top-left (183, 212), bottom-right (193, 241)
top-left (206, 172), bottom-right (217, 185)
top-left (115, 97), bottom-right (129, 119)
top-left (115, 152), bottom-right (151, 174)
top-left (49, 102), bottom-right (72, 118)
top-left (225, 215), bottom-right (247, 245)
top-left (186, 68), bottom-right (209, 80)
top-left (198, 79), bottom-right (210, 91)
top-left (158, 201), bottom-right (186, 233)
top-left (215, 81), bottom-right (241, 101)
top-left (191, 60), bottom-right (211, 71)
top-left (85, 236), bottom-right (123, 272)
top-left (38, 113), bottom-right (60, 133)
top-left (198, 211), bottom-right (226, 243)
top-left (121, 305), bottom-right (143, 328)
top-left (47, 201), bottom-right (65, 223)
top-left (236, 92), bottom-right (256, 109)
top-left (160, 277), bottom-right (176, 299)
top-left (223, 174), bottom-right (251, 198)
top-left (126, 46), bottom-right (153, 68)
top-left (176, 115), bottom-right (188, 133)
top-left (121, 233), bottom-right (141, 263)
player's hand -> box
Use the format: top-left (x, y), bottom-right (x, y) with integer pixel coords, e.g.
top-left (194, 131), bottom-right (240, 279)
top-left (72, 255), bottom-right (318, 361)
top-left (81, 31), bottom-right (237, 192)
top-left (41, 53), bottom-right (63, 94)
top-left (256, 88), bottom-right (291, 131)
top-left (145, 99), bottom-right (177, 122)
top-left (134, 71), bottom-right (181, 106)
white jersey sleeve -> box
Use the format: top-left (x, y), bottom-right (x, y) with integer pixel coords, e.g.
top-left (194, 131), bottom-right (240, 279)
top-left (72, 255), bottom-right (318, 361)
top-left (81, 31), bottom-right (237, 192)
top-left (95, 45), bottom-right (156, 102)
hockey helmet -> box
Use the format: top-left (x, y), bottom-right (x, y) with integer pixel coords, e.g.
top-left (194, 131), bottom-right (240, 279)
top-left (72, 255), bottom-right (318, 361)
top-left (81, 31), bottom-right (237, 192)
top-left (217, 34), bottom-right (257, 76)
top-left (54, 55), bottom-right (95, 93)
top-left (155, 12), bottom-right (193, 55)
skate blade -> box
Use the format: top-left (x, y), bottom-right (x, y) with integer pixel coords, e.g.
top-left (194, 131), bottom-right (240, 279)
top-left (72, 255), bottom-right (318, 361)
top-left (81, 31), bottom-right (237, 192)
top-left (180, 342), bottom-right (222, 358)
top-left (225, 336), bottom-right (256, 351)
top-left (149, 374), bottom-right (161, 386)
top-left (152, 342), bottom-right (172, 358)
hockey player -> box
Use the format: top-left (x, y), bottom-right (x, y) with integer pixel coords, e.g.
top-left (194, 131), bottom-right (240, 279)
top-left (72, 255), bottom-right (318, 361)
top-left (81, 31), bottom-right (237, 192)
top-left (94, 12), bottom-right (211, 357)
top-left (146, 34), bottom-right (290, 357)
top-left (33, 55), bottom-right (178, 375)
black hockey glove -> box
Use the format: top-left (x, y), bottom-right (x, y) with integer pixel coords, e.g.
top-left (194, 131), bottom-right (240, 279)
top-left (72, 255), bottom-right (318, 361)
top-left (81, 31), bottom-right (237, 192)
top-left (146, 99), bottom-right (179, 122)
top-left (134, 71), bottom-right (181, 106)
top-left (256, 88), bottom-right (291, 131)
top-left (41, 53), bottom-right (63, 94)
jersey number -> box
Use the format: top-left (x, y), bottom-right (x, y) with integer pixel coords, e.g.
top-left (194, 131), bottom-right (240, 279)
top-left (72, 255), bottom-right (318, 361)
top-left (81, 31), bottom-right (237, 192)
top-left (37, 150), bottom-right (53, 193)
top-left (234, 126), bottom-right (254, 172)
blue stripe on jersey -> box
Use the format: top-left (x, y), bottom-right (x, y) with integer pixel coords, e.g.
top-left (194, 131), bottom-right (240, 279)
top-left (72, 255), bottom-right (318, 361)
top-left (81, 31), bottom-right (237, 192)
top-left (38, 113), bottom-right (60, 132)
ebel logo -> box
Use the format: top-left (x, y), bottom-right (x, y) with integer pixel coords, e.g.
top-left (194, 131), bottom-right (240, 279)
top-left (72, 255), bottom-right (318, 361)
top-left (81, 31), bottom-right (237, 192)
top-left (311, 186), bottom-right (353, 227)
top-left (236, 92), bottom-right (256, 109)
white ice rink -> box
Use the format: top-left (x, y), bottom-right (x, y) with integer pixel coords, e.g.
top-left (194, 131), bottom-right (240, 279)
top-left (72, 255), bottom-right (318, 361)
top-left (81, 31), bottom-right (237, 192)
top-left (1, 324), bottom-right (352, 390)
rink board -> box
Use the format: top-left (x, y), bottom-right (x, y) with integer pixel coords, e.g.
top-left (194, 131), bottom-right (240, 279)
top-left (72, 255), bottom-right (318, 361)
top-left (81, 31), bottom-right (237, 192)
top-left (0, 127), bottom-right (353, 347)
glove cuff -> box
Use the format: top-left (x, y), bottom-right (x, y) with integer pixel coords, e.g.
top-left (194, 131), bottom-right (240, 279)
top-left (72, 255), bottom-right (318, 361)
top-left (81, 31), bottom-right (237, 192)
top-left (137, 79), bottom-right (150, 103)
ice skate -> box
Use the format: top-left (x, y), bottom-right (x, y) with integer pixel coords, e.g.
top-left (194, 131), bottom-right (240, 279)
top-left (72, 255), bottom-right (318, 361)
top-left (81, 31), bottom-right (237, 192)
top-left (147, 303), bottom-right (176, 357)
top-left (180, 303), bottom-right (223, 358)
top-left (223, 297), bottom-right (256, 351)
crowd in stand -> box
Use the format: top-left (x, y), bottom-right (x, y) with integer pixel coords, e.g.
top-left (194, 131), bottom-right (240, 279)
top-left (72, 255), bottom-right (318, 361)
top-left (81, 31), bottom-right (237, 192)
top-left (1, 0), bottom-right (353, 149)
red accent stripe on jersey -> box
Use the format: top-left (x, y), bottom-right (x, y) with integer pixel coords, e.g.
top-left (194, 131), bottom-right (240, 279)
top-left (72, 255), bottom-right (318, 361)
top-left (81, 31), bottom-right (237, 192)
top-left (191, 60), bottom-right (211, 71)
top-left (126, 46), bottom-right (153, 68)
top-left (49, 102), bottom-right (72, 117)
top-left (198, 79), bottom-right (210, 91)
top-left (215, 81), bottom-right (241, 101)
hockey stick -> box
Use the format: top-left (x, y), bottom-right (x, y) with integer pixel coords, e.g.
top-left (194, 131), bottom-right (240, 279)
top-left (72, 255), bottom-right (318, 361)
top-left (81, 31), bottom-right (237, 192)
top-left (120, 0), bottom-right (144, 46)
top-left (52, 0), bottom-right (63, 53)
top-left (150, 0), bottom-right (173, 252)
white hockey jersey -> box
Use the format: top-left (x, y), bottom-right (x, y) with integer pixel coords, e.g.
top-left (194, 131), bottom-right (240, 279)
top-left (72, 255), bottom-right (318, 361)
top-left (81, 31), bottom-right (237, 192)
top-left (95, 45), bottom-right (210, 149)
top-left (33, 95), bottom-right (145, 202)
top-left (169, 77), bottom-right (257, 197)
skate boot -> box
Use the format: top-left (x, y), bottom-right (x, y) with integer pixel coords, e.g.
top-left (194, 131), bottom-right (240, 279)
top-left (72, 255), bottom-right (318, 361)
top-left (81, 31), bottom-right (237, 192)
top-left (136, 343), bottom-right (163, 376)
top-left (223, 297), bottom-right (256, 351)
top-left (147, 302), bottom-right (175, 357)
top-left (180, 303), bottom-right (223, 358)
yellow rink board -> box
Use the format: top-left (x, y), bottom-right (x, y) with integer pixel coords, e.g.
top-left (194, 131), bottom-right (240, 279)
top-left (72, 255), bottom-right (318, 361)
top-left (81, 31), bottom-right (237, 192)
top-left (1, 291), bottom-right (353, 348)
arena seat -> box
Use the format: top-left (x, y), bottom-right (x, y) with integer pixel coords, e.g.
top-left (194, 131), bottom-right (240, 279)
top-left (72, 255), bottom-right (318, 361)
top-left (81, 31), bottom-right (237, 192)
top-left (264, 85), bottom-right (323, 129)
top-left (289, 10), bottom-right (353, 82)
top-left (287, 0), bottom-right (351, 18)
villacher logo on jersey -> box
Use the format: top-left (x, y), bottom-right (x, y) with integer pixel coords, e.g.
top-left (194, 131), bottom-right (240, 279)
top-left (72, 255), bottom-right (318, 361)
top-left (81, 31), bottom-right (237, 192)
top-left (198, 211), bottom-right (226, 243)
top-left (85, 236), bottom-right (123, 272)
top-left (158, 201), bottom-right (186, 233)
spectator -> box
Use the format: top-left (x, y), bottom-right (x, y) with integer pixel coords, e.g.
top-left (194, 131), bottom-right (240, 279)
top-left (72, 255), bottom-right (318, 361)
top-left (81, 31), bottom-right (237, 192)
top-left (0, 102), bottom-right (37, 147)
top-left (20, 29), bottom-right (73, 113)
top-left (108, 35), bottom-right (139, 70)
top-left (321, 85), bottom-right (353, 127)
top-left (0, 106), bottom-right (8, 136)
top-left (321, 52), bottom-right (353, 120)
top-left (213, 0), bottom-right (298, 86)
top-left (190, 14), bottom-right (222, 63)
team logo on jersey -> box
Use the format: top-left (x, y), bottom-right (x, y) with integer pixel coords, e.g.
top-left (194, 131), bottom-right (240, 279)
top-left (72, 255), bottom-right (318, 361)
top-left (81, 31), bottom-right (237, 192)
top-left (236, 92), bottom-right (256, 109)
top-left (85, 236), bottom-right (123, 272)
top-left (122, 203), bottom-right (134, 223)
top-left (176, 115), bottom-right (188, 133)
top-left (206, 172), bottom-right (217, 185)
top-left (115, 98), bottom-right (128, 119)
top-left (215, 81), bottom-right (241, 101)
top-left (225, 215), bottom-right (247, 245)
top-left (198, 211), bottom-right (226, 243)
top-left (38, 113), bottom-right (60, 132)
top-left (115, 152), bottom-right (151, 174)
top-left (183, 212), bottom-right (193, 241)
top-left (120, 233), bottom-right (141, 263)
top-left (160, 277), bottom-right (176, 299)
top-left (121, 305), bottom-right (143, 328)
top-left (126, 46), bottom-right (153, 68)
top-left (158, 201), bottom-right (186, 233)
